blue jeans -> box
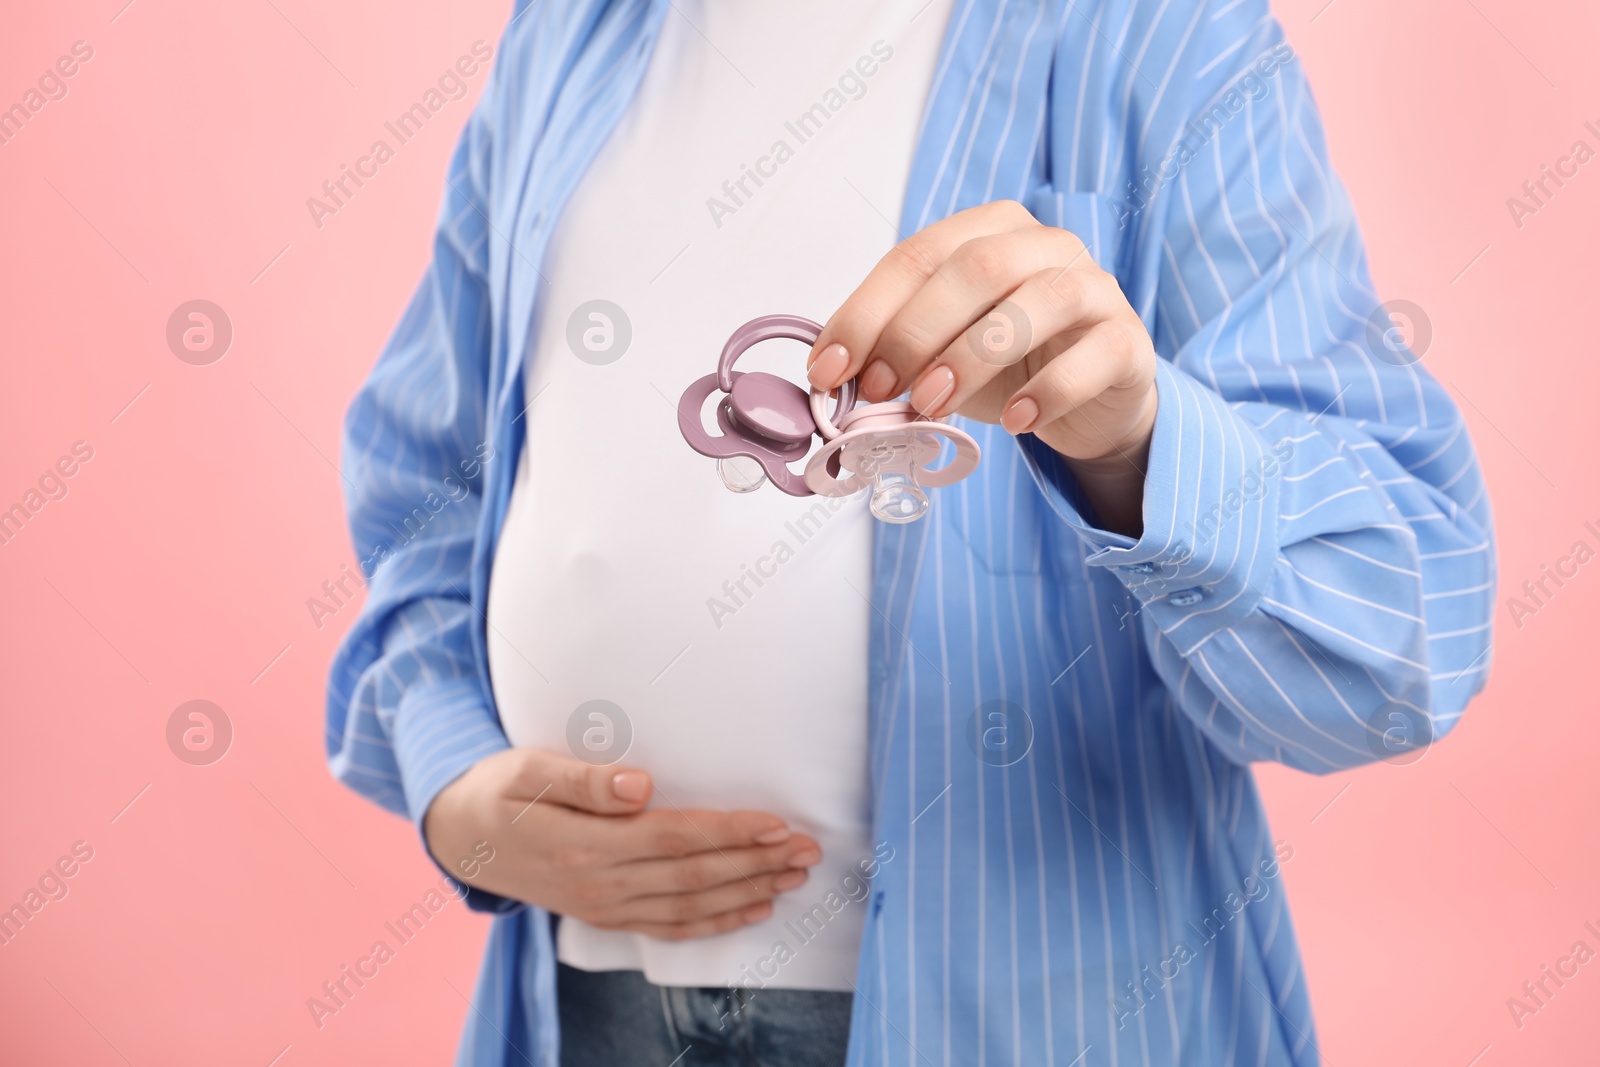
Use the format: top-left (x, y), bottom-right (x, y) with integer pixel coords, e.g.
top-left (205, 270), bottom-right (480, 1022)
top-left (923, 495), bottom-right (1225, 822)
top-left (557, 963), bottom-right (852, 1067)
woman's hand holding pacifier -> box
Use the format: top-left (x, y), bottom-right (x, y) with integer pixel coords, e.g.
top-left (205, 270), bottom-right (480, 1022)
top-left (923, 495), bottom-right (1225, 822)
top-left (806, 199), bottom-right (1159, 535)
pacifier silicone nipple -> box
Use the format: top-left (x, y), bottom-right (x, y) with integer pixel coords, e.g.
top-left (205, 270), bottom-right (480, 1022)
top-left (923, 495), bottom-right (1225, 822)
top-left (718, 455), bottom-right (767, 493)
top-left (871, 473), bottom-right (929, 523)
top-left (857, 437), bottom-right (931, 523)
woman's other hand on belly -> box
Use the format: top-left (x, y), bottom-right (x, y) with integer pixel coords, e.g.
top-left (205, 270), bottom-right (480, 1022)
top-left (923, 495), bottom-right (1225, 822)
top-left (423, 748), bottom-right (823, 940)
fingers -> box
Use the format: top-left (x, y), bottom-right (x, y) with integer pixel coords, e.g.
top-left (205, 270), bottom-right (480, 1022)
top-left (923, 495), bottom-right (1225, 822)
top-left (915, 263), bottom-right (1129, 419)
top-left (999, 318), bottom-right (1153, 435)
top-left (602, 807), bottom-right (797, 864)
top-left (805, 200), bottom-right (1037, 393)
top-left (601, 900), bottom-right (778, 942)
top-left (502, 747), bottom-right (654, 815)
top-left (594, 867), bottom-right (814, 928)
top-left (869, 228), bottom-right (1090, 406)
top-left (565, 834), bottom-right (823, 941)
top-left (613, 835), bottom-right (822, 899)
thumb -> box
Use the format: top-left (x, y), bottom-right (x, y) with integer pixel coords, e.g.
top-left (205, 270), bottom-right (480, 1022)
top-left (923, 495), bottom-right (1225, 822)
top-left (508, 747), bottom-right (652, 815)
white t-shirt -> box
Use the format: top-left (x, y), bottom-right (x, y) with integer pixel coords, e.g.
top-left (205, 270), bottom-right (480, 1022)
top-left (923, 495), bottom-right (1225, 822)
top-left (485, 0), bottom-right (953, 991)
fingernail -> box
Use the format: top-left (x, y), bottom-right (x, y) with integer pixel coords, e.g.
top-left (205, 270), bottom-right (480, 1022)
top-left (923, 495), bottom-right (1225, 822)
top-left (807, 343), bottom-right (849, 389)
top-left (807, 340), bottom-right (842, 372)
top-left (1002, 395), bottom-right (1040, 434)
top-left (859, 360), bottom-right (897, 401)
top-left (774, 870), bottom-right (808, 891)
top-left (744, 902), bottom-right (774, 922)
top-left (909, 364), bottom-right (955, 415)
top-left (754, 827), bottom-right (792, 845)
top-left (611, 771), bottom-right (650, 802)
top-left (788, 849), bottom-right (822, 868)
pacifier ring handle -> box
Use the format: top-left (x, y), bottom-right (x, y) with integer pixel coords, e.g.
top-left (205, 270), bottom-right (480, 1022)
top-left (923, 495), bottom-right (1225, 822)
top-left (716, 315), bottom-right (825, 392)
top-left (813, 396), bottom-right (940, 444)
top-left (810, 386), bottom-right (852, 441)
top-left (717, 314), bottom-right (857, 430)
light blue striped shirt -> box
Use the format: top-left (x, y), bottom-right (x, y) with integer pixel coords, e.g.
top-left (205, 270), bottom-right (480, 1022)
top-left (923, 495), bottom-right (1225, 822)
top-left (327, 1), bottom-right (1496, 1063)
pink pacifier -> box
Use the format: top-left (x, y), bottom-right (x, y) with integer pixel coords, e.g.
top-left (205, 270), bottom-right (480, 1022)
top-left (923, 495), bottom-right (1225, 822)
top-left (677, 314), bottom-right (981, 524)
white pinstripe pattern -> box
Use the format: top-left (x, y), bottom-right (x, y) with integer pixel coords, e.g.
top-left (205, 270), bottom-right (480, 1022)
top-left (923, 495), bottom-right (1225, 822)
top-left (325, 1), bottom-right (1495, 1064)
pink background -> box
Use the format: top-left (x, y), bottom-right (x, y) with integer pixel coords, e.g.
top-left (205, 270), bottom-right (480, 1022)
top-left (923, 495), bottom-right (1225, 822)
top-left (2, 0), bottom-right (1596, 1063)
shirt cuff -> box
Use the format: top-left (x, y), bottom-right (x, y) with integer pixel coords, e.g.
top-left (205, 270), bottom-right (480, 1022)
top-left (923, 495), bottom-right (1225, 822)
top-left (392, 677), bottom-right (522, 914)
top-left (1016, 359), bottom-right (1282, 655)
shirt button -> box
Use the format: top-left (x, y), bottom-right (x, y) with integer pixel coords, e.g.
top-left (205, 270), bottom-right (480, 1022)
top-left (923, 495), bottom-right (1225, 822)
top-left (1167, 589), bottom-right (1204, 607)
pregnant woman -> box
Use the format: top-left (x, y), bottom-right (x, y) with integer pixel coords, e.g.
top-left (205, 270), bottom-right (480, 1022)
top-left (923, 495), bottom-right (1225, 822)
top-left (326, 1), bottom-right (1495, 1063)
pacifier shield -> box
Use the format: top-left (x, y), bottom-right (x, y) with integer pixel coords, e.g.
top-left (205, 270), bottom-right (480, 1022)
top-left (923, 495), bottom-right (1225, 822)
top-left (729, 372), bottom-right (815, 445)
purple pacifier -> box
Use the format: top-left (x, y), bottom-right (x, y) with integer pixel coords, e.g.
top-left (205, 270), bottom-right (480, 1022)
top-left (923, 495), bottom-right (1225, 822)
top-left (677, 315), bottom-right (856, 496)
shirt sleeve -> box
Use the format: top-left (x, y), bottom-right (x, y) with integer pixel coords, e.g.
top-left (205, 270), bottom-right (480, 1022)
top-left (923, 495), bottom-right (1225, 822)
top-left (324, 91), bottom-right (518, 911)
top-left (1018, 5), bottom-right (1495, 774)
